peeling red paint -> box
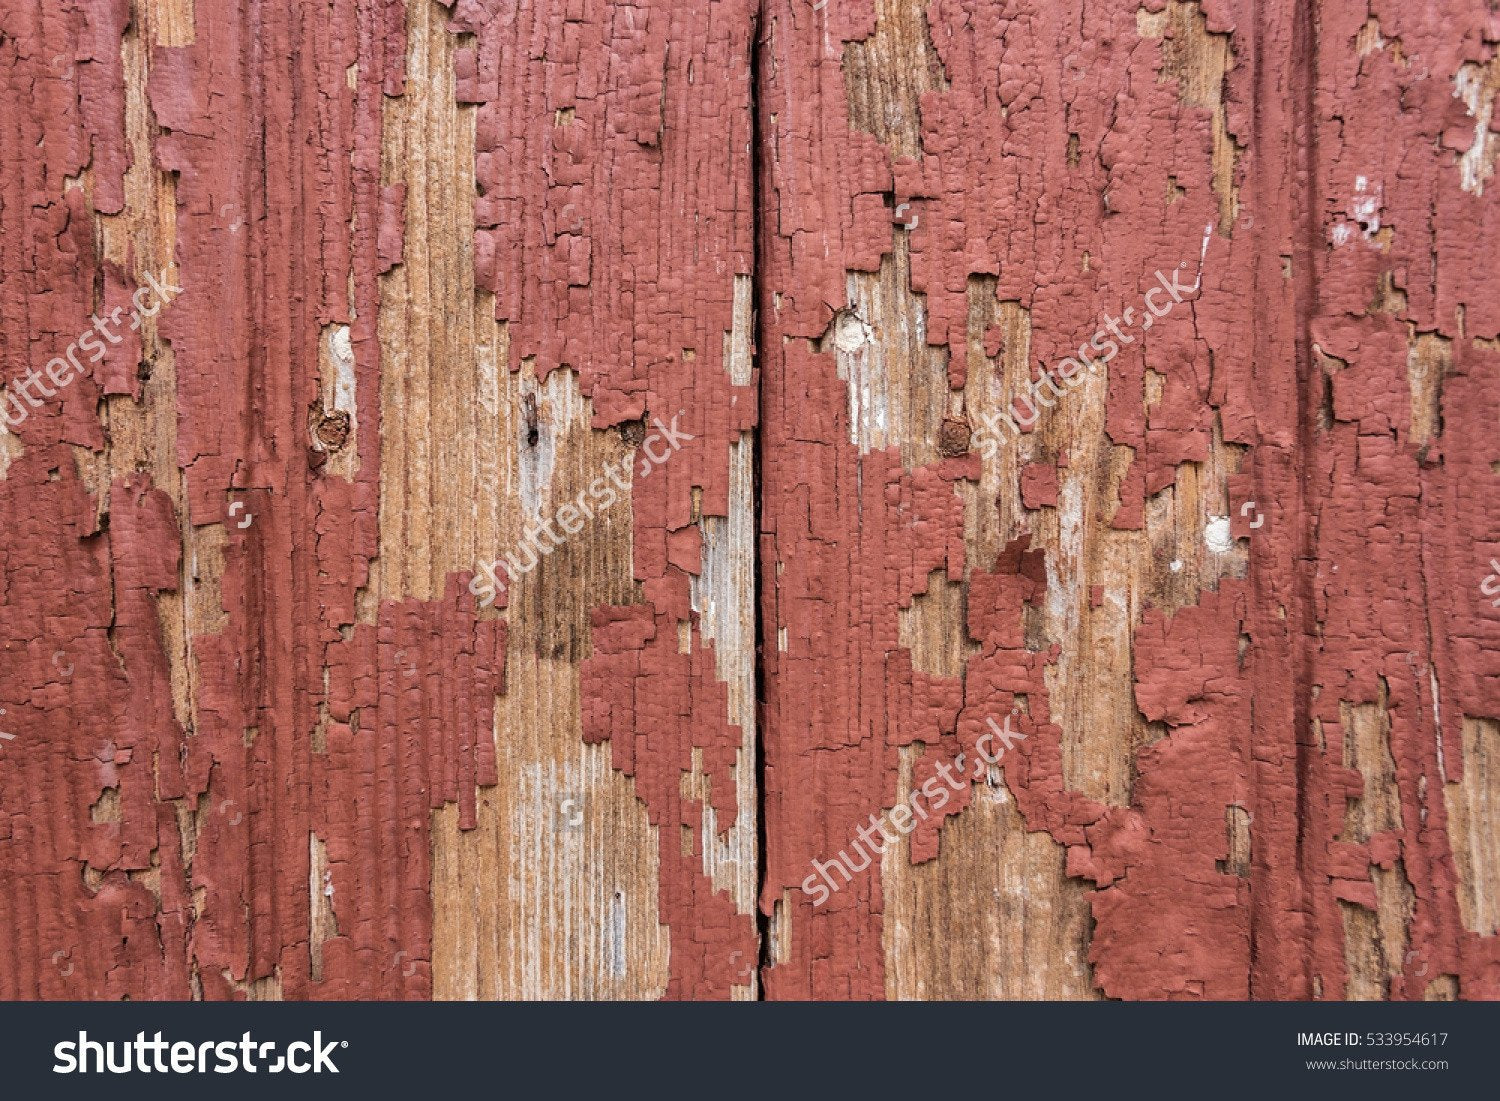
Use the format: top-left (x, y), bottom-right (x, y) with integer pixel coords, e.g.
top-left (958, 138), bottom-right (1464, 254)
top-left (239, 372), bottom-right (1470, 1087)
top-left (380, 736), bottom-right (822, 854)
top-left (581, 605), bottom-right (756, 997)
top-left (0, 0), bottom-right (496, 1001)
top-left (2, 0), bottom-right (1498, 1003)
top-left (758, 0), bottom-right (1500, 1001)
top-left (452, 0), bottom-right (762, 997)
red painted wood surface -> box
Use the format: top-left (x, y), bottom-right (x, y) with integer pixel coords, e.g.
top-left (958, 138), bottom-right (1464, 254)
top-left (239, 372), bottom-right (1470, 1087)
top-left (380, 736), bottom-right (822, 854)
top-left (1, 0), bottom-right (1497, 1000)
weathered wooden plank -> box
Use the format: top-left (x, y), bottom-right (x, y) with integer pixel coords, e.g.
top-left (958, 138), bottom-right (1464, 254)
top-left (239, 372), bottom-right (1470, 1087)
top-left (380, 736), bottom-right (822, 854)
top-left (1300, 0), bottom-right (1500, 999)
top-left (0, 0), bottom-right (760, 1001)
top-left (756, 0), bottom-right (1500, 1001)
top-left (426, 0), bottom-right (762, 999)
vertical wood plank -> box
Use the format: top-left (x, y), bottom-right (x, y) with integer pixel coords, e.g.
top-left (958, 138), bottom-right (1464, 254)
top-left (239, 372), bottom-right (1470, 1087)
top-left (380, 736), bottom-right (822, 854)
top-left (756, 0), bottom-right (1500, 1001)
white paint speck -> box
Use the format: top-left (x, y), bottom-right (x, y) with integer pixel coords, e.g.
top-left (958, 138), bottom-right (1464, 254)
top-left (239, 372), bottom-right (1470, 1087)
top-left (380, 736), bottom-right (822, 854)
top-left (1169, 559), bottom-right (1183, 573)
top-left (608, 890), bottom-right (627, 979)
top-left (327, 324), bottom-right (357, 420)
top-left (1352, 185), bottom-right (1381, 238)
top-left (1454, 62), bottom-right (1498, 195)
top-left (830, 296), bottom-right (893, 453)
top-left (833, 311), bottom-right (871, 353)
top-left (1204, 516), bottom-right (1234, 554)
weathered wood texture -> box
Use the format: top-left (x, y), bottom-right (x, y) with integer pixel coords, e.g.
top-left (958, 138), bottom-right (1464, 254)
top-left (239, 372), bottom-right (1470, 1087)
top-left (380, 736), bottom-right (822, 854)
top-left (0, 0), bottom-right (1496, 1001)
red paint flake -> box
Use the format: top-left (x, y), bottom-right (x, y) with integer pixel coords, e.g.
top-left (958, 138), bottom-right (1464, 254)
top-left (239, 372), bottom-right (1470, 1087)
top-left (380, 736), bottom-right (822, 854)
top-left (1020, 462), bottom-right (1060, 509)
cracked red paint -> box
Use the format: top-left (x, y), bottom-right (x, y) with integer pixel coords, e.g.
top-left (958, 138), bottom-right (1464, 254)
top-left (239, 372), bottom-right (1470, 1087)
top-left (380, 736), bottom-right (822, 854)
top-left (757, 0), bottom-right (1500, 1001)
top-left (2, 0), bottom-right (1498, 1002)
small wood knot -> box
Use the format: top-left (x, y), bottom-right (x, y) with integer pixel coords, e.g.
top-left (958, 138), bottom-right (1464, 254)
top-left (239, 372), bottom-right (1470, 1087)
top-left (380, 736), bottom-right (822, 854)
top-left (939, 416), bottom-right (971, 457)
top-left (619, 418), bottom-right (646, 447)
top-left (314, 409), bottom-right (351, 451)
